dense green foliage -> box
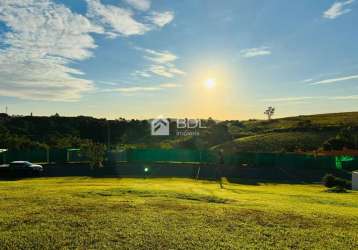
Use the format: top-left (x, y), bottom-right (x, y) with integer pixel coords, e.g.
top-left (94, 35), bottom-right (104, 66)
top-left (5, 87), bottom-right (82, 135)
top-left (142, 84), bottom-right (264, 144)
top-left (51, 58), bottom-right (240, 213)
top-left (323, 127), bottom-right (357, 151)
top-left (0, 112), bottom-right (357, 153)
top-left (81, 142), bottom-right (107, 168)
top-left (0, 113), bottom-right (148, 149)
top-left (0, 177), bottom-right (357, 249)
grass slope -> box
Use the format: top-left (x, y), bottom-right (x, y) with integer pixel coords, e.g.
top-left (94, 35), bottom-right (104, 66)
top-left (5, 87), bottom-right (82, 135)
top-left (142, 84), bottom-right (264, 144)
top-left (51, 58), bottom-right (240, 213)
top-left (0, 177), bottom-right (358, 249)
top-left (242, 112), bottom-right (358, 131)
top-left (215, 112), bottom-right (358, 153)
top-left (214, 131), bottom-right (336, 153)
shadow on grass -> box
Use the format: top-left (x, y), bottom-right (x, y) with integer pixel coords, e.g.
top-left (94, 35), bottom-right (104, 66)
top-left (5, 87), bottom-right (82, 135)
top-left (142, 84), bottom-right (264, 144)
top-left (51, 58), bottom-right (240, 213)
top-left (1, 172), bottom-right (321, 186)
top-left (225, 177), bottom-right (318, 185)
top-left (0, 175), bottom-right (44, 181)
top-left (0, 169), bottom-right (43, 181)
top-left (78, 188), bottom-right (231, 204)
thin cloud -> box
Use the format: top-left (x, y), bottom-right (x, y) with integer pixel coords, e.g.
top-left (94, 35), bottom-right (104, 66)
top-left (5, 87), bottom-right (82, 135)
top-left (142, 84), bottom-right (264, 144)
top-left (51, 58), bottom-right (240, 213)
top-left (302, 78), bottom-right (313, 83)
top-left (323, 0), bottom-right (355, 19)
top-left (240, 47), bottom-right (271, 58)
top-left (142, 49), bottom-right (178, 64)
top-left (86, 0), bottom-right (150, 37)
top-left (107, 82), bottom-right (180, 94)
top-left (262, 97), bottom-right (315, 102)
top-left (263, 95), bottom-right (358, 103)
top-left (86, 0), bottom-right (173, 38)
top-left (310, 74), bottom-right (358, 85)
top-left (133, 70), bottom-right (151, 78)
top-left (158, 83), bottom-right (181, 88)
top-left (98, 80), bottom-right (126, 86)
top-left (329, 95), bottom-right (358, 100)
top-left (116, 86), bottom-right (160, 93)
top-left (134, 47), bottom-right (185, 78)
top-left (125, 0), bottom-right (151, 11)
top-left (148, 11), bottom-right (174, 27)
top-left (148, 64), bottom-right (185, 78)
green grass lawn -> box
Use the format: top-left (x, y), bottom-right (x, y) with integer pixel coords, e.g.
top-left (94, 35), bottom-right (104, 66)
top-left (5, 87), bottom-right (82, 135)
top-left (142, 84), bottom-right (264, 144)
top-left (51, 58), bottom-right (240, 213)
top-left (0, 177), bottom-right (358, 249)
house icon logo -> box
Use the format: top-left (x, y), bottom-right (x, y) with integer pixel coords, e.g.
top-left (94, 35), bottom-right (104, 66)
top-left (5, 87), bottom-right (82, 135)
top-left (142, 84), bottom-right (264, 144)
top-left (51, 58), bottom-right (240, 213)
top-left (151, 117), bottom-right (170, 136)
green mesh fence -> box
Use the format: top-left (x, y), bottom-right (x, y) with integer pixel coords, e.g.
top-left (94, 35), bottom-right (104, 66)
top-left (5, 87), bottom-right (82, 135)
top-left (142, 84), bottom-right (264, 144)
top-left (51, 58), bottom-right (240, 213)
top-left (225, 153), bottom-right (336, 170)
top-left (126, 149), bottom-right (212, 164)
top-left (107, 150), bottom-right (127, 163)
top-left (49, 149), bottom-right (67, 163)
top-left (67, 149), bottom-right (87, 162)
top-left (335, 156), bottom-right (355, 170)
top-left (0, 148), bottom-right (354, 171)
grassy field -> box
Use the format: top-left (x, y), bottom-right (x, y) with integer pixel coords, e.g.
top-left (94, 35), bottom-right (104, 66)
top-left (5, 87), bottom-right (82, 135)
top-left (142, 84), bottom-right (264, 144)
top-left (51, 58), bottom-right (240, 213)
top-left (0, 177), bottom-right (358, 249)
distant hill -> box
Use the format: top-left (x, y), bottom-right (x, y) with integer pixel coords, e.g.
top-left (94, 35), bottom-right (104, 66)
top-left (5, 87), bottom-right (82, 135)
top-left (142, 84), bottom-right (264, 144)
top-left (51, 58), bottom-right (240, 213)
top-left (212, 112), bottom-right (358, 153)
top-left (242, 112), bottom-right (358, 130)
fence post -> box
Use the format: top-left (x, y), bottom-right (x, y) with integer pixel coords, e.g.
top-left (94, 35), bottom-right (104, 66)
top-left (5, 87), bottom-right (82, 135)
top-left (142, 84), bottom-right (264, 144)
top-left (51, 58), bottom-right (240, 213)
top-left (66, 150), bottom-right (70, 162)
top-left (46, 148), bottom-right (50, 163)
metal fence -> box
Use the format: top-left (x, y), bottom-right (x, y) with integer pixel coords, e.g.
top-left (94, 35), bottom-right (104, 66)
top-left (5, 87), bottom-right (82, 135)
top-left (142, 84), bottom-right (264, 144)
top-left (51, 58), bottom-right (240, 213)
top-left (0, 148), bottom-right (356, 170)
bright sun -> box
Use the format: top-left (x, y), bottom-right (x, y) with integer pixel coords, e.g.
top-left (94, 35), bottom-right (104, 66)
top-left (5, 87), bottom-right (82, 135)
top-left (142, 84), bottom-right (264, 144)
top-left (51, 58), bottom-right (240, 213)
top-left (205, 78), bottom-right (216, 89)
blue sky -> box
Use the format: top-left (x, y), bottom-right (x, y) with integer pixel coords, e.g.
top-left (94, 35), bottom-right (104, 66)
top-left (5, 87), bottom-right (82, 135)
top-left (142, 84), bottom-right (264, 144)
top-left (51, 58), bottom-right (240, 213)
top-left (0, 0), bottom-right (357, 120)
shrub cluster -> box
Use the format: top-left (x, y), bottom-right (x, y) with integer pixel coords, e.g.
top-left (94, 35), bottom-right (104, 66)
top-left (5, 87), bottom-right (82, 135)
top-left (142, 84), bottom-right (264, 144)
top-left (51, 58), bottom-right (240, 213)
top-left (322, 127), bottom-right (357, 151)
top-left (322, 174), bottom-right (351, 192)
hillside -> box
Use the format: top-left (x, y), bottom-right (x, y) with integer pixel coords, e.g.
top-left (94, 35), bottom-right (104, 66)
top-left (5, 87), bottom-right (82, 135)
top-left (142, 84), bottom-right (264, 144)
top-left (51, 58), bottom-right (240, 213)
top-left (240, 112), bottom-right (358, 132)
top-left (212, 132), bottom-right (336, 153)
top-left (213, 112), bottom-right (358, 153)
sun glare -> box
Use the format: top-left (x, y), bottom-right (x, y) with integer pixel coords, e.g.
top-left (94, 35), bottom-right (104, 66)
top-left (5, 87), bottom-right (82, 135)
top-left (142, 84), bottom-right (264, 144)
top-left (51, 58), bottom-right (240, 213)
top-left (205, 78), bottom-right (216, 89)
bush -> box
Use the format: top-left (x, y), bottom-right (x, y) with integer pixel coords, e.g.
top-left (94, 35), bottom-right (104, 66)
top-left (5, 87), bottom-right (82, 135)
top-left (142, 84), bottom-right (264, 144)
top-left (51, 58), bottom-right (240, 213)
top-left (322, 174), bottom-right (351, 190)
top-left (322, 174), bottom-right (336, 188)
top-left (81, 142), bottom-right (107, 168)
top-left (322, 127), bottom-right (356, 151)
top-left (322, 138), bottom-right (345, 151)
top-left (327, 186), bottom-right (348, 193)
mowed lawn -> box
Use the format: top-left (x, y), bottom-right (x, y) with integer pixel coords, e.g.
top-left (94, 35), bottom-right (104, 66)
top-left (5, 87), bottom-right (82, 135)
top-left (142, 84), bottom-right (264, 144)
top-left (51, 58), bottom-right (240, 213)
top-left (0, 177), bottom-right (358, 249)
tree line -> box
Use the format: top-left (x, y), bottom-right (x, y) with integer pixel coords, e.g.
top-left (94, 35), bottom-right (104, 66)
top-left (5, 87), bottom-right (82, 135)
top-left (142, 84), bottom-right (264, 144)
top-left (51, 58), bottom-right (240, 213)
top-left (0, 112), bottom-right (356, 153)
top-left (0, 114), bottom-right (232, 150)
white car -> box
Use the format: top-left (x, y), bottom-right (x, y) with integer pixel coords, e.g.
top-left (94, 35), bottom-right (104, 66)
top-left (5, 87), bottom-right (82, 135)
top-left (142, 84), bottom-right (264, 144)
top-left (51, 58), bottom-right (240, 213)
top-left (9, 161), bottom-right (43, 175)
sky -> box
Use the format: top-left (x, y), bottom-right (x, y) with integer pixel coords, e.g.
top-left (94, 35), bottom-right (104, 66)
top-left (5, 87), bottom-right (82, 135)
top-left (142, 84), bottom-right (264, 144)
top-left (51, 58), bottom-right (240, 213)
top-left (0, 0), bottom-right (357, 120)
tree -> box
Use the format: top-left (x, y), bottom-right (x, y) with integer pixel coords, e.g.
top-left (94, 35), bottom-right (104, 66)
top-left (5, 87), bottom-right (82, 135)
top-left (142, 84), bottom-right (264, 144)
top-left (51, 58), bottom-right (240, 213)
top-left (264, 107), bottom-right (275, 120)
top-left (81, 142), bottom-right (107, 168)
top-left (206, 123), bottom-right (232, 146)
top-left (322, 138), bottom-right (345, 151)
top-left (337, 127), bottom-right (355, 148)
